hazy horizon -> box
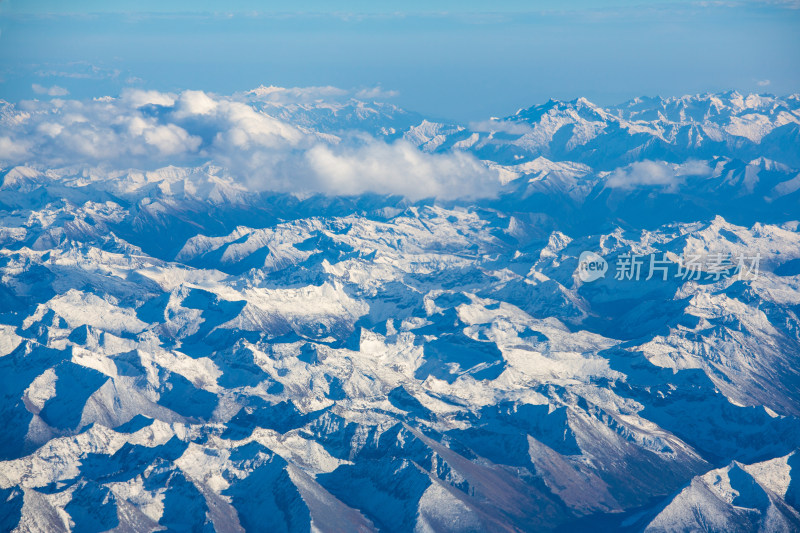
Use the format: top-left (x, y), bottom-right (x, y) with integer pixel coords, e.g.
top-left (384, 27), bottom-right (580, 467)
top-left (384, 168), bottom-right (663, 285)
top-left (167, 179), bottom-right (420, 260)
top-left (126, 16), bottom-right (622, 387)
top-left (2, 1), bottom-right (798, 122)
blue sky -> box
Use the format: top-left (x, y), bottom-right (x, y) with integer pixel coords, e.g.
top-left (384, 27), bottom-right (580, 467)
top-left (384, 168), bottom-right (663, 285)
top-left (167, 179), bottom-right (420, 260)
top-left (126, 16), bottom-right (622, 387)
top-left (2, 1), bottom-right (739, 14)
top-left (1, 1), bottom-right (798, 121)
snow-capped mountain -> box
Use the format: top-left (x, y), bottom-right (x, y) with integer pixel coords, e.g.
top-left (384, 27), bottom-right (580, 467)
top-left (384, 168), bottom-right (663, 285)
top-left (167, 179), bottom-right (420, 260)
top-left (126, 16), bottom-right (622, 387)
top-left (0, 89), bottom-right (799, 532)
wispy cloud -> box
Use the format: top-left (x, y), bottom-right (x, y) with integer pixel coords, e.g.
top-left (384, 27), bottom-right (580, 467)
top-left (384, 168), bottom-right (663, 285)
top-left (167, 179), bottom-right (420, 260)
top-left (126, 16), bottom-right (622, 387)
top-left (32, 84), bottom-right (69, 96)
top-left (757, 79), bottom-right (772, 87)
top-left (469, 119), bottom-right (532, 135)
top-left (35, 61), bottom-right (122, 81)
top-left (605, 160), bottom-right (712, 192)
top-left (355, 86), bottom-right (399, 100)
top-left (752, 0), bottom-right (800, 9)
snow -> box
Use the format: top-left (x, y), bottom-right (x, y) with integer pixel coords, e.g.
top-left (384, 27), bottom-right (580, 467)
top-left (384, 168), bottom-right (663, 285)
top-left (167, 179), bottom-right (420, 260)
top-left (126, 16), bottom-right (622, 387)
top-left (0, 325), bottom-right (22, 356)
top-left (23, 290), bottom-right (148, 336)
top-left (0, 90), bottom-right (799, 531)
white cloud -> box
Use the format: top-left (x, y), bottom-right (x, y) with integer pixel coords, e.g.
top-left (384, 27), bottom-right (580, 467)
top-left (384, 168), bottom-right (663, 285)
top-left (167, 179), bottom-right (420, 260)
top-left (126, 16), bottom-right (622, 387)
top-left (120, 88), bottom-right (176, 108)
top-left (757, 79), bottom-right (771, 87)
top-left (469, 119), bottom-right (532, 135)
top-left (36, 122), bottom-right (64, 138)
top-left (676, 160), bottom-right (713, 176)
top-left (0, 88), bottom-right (500, 200)
top-left (750, 0), bottom-right (800, 9)
top-left (303, 139), bottom-right (499, 200)
top-left (174, 90), bottom-right (218, 117)
top-left (31, 84), bottom-right (69, 97)
top-left (355, 86), bottom-right (399, 100)
top-left (211, 100), bottom-right (306, 150)
top-left (142, 122), bottom-right (201, 156)
top-left (0, 136), bottom-right (31, 161)
top-left (605, 160), bottom-right (712, 191)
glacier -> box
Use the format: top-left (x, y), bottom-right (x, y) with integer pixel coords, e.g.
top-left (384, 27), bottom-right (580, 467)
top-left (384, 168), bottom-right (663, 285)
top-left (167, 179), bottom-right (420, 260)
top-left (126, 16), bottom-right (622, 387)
top-left (0, 88), bottom-right (799, 532)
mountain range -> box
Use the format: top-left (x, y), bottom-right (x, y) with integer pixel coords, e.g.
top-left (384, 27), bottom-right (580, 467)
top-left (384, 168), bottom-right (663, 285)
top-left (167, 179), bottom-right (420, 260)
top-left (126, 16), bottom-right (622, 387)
top-left (0, 89), bottom-right (799, 532)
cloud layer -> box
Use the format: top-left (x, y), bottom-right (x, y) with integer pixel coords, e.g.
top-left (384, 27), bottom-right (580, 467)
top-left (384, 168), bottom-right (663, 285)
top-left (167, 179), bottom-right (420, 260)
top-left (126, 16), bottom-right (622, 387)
top-left (0, 88), bottom-right (499, 200)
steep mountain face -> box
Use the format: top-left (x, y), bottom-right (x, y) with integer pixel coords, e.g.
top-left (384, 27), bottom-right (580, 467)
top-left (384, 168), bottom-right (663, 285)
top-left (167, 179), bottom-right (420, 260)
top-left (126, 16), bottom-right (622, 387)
top-left (629, 453), bottom-right (800, 532)
top-left (0, 91), bottom-right (799, 532)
